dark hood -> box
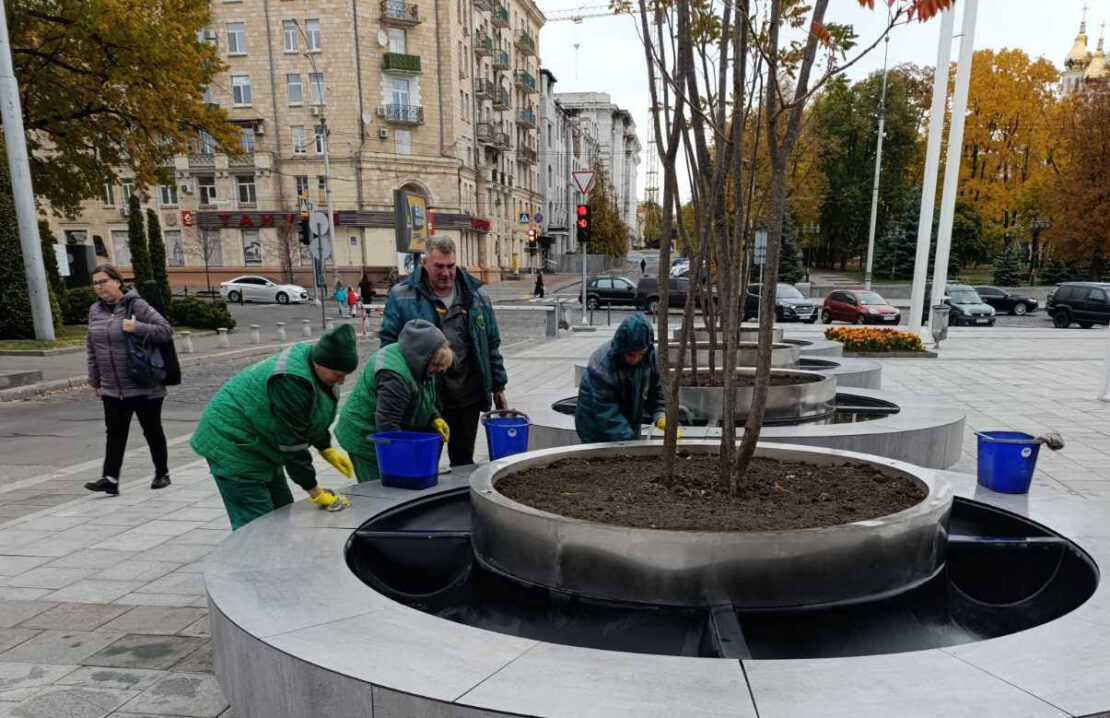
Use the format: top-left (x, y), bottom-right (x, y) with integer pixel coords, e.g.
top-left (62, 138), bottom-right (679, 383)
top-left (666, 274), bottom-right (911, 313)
top-left (609, 314), bottom-right (655, 356)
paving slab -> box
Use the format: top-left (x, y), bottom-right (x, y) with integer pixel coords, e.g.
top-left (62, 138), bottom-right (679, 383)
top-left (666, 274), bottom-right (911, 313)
top-left (18, 604), bottom-right (131, 632)
top-left (116, 673), bottom-right (228, 718)
top-left (46, 552), bottom-right (142, 570)
top-left (2, 685), bottom-right (138, 718)
top-left (112, 594), bottom-right (206, 609)
top-left (0, 558), bottom-right (52, 578)
top-left (3, 567), bottom-right (95, 590)
top-left (0, 631), bottom-right (124, 665)
top-left (91, 562), bottom-right (180, 584)
top-left (97, 608), bottom-right (207, 636)
top-left (41, 581), bottom-right (145, 605)
top-left (171, 644), bottom-right (214, 674)
top-left (0, 601), bottom-right (55, 628)
top-left (0, 663), bottom-right (79, 698)
top-left (132, 572), bottom-right (204, 596)
top-left (54, 667), bottom-right (166, 693)
top-left (81, 635), bottom-right (206, 671)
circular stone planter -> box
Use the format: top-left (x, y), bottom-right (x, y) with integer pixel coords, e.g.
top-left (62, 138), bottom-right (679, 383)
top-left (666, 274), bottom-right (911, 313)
top-left (664, 341), bottom-right (800, 368)
top-left (673, 326), bottom-right (785, 344)
top-left (574, 356), bottom-right (883, 390)
top-left (470, 442), bottom-right (953, 609)
top-left (782, 337), bottom-right (845, 357)
top-left (677, 368), bottom-right (836, 424)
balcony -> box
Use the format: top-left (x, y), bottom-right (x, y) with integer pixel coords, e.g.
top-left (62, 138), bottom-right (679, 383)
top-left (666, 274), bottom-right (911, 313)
top-left (515, 31), bottom-right (535, 56)
top-left (380, 0), bottom-right (420, 25)
top-left (495, 131), bottom-right (510, 149)
top-left (477, 122), bottom-right (497, 146)
top-left (384, 104), bottom-right (424, 125)
top-left (492, 88), bottom-right (510, 110)
top-left (188, 153), bottom-right (216, 169)
top-left (382, 52), bottom-right (421, 73)
top-left (515, 70), bottom-right (536, 94)
top-left (474, 77), bottom-right (494, 100)
top-left (473, 0), bottom-right (492, 9)
top-left (491, 5), bottom-right (509, 27)
top-left (491, 49), bottom-right (509, 70)
top-left (474, 34), bottom-right (492, 56)
top-left (519, 146), bottom-right (537, 164)
top-left (516, 108), bottom-right (536, 128)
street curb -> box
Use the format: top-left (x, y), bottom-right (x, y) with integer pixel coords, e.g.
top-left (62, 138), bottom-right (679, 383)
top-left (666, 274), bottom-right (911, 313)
top-left (843, 350), bottom-right (938, 359)
top-left (0, 329), bottom-right (220, 357)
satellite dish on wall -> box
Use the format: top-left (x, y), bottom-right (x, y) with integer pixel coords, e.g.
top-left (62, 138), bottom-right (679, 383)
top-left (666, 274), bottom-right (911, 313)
top-left (377, 31), bottom-right (388, 47)
top-left (361, 112), bottom-right (373, 126)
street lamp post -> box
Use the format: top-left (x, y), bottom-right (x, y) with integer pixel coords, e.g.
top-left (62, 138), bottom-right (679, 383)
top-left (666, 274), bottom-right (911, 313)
top-left (799, 222), bottom-right (821, 283)
top-left (1030, 218), bottom-right (1050, 284)
top-left (863, 27), bottom-right (892, 291)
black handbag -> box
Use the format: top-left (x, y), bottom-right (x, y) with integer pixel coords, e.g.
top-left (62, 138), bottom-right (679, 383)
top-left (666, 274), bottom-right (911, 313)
top-left (122, 298), bottom-right (168, 387)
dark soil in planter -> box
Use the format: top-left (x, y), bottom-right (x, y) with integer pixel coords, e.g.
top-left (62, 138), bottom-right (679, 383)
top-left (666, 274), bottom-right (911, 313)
top-left (677, 371), bottom-right (817, 388)
top-left (496, 454), bottom-right (926, 531)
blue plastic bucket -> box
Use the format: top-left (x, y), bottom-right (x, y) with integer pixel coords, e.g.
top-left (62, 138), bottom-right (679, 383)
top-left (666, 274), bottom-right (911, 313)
top-left (976, 431), bottom-right (1041, 494)
top-left (371, 431), bottom-right (441, 489)
top-left (482, 410), bottom-right (531, 461)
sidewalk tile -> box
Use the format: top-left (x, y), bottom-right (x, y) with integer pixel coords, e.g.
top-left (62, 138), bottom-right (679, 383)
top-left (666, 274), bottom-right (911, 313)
top-left (116, 673), bottom-right (227, 717)
top-left (0, 557), bottom-right (52, 578)
top-left (89, 534), bottom-right (172, 554)
top-left (0, 601), bottom-right (55, 628)
top-left (0, 628), bottom-right (41, 653)
top-left (177, 617), bottom-right (209, 639)
top-left (157, 509), bottom-right (226, 524)
top-left (113, 594), bottom-right (204, 609)
top-left (0, 630), bottom-right (124, 664)
top-left (3, 539), bottom-right (92, 559)
top-left (170, 644), bottom-right (213, 674)
top-left (2, 685), bottom-right (138, 718)
top-left (47, 552), bottom-right (141, 571)
top-left (172, 530), bottom-right (229, 546)
top-left (92, 563), bottom-right (179, 584)
top-left (0, 663), bottom-right (78, 696)
top-left (55, 667), bottom-right (166, 693)
top-left (133, 573), bottom-right (204, 596)
top-left (97, 608), bottom-right (206, 636)
top-left (19, 604), bottom-right (131, 632)
top-left (0, 588), bottom-right (51, 601)
top-left (127, 522), bottom-right (208, 539)
top-left (42, 581), bottom-right (145, 605)
top-left (4, 567), bottom-right (95, 590)
top-left (82, 635), bottom-right (205, 670)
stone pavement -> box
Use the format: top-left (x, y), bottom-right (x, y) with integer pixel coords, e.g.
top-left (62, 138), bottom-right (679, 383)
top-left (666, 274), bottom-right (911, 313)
top-left (0, 323), bottom-right (1107, 715)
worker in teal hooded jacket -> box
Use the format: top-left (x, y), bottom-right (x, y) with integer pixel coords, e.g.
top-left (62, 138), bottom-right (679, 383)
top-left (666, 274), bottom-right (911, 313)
top-left (575, 313), bottom-right (675, 443)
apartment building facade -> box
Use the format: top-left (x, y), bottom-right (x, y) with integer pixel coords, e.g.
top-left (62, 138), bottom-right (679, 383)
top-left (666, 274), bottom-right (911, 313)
top-left (47, 0), bottom-right (545, 289)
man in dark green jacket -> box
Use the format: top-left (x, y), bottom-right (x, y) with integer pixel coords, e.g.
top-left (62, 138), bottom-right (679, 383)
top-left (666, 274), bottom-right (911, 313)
top-left (191, 324), bottom-right (359, 530)
top-left (380, 237), bottom-right (508, 466)
top-left (335, 319), bottom-right (453, 482)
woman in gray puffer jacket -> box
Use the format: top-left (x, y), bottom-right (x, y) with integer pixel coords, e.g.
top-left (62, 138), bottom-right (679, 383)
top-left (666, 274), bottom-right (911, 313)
top-left (85, 264), bottom-right (174, 496)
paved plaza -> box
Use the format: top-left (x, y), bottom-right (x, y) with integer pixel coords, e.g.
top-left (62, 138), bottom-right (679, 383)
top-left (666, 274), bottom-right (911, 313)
top-left (0, 321), bottom-right (1107, 716)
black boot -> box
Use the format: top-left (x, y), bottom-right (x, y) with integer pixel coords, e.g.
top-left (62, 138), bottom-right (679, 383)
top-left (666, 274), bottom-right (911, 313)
top-left (85, 478), bottom-right (119, 496)
top-left (150, 474), bottom-right (171, 490)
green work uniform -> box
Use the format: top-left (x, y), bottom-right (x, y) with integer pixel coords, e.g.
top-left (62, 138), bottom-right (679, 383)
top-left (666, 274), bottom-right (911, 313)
top-left (191, 343), bottom-right (339, 529)
top-left (334, 342), bottom-right (439, 482)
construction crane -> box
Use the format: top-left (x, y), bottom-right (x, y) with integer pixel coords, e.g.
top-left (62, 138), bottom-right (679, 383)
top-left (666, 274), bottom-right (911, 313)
top-left (543, 3), bottom-right (632, 23)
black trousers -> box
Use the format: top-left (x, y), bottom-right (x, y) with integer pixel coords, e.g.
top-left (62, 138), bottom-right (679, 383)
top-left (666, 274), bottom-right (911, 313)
top-left (440, 402), bottom-right (482, 467)
top-left (102, 395), bottom-right (168, 480)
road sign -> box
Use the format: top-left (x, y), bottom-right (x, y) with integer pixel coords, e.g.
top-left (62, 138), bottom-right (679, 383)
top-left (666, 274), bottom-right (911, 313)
top-left (535, 211), bottom-right (544, 224)
top-left (309, 211), bottom-right (330, 239)
top-left (572, 171), bottom-right (595, 195)
top-left (519, 212), bottom-right (530, 225)
top-left (309, 235), bottom-right (332, 261)
top-left (754, 230), bottom-right (767, 266)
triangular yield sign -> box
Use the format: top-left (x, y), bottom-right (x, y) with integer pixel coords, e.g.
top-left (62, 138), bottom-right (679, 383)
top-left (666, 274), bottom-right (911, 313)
top-left (572, 171), bottom-right (596, 195)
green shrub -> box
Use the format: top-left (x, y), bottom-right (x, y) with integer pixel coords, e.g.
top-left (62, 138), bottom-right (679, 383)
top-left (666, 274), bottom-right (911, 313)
top-left (64, 287), bottom-right (97, 325)
top-left (168, 296), bottom-right (236, 331)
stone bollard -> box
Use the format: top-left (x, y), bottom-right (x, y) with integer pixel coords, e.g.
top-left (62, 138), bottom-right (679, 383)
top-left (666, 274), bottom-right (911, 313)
top-left (217, 328), bottom-right (229, 348)
top-left (250, 325), bottom-right (261, 344)
top-left (301, 319), bottom-right (312, 338)
top-left (180, 331), bottom-right (195, 354)
top-left (325, 319), bottom-right (334, 331)
top-left (276, 322), bottom-right (287, 341)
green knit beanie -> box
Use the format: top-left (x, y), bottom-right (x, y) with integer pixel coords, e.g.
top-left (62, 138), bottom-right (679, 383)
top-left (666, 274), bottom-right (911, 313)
top-left (310, 324), bottom-right (359, 373)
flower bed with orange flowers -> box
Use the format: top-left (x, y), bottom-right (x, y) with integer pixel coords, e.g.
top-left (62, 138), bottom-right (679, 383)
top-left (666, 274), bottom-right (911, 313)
top-left (825, 326), bottom-right (926, 353)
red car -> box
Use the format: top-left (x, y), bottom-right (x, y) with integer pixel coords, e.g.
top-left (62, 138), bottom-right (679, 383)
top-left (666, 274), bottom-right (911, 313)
top-left (821, 289), bottom-right (901, 325)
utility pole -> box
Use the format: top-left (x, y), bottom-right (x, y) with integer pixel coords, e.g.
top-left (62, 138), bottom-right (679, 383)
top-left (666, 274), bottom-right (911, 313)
top-left (863, 28), bottom-right (891, 291)
top-left (0, 0), bottom-right (53, 340)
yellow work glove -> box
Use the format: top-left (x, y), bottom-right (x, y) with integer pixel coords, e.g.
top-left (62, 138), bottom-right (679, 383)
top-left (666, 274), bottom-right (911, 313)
top-left (320, 447), bottom-right (353, 479)
top-left (432, 418), bottom-right (451, 444)
top-left (655, 416), bottom-right (682, 439)
top-left (310, 488), bottom-right (350, 512)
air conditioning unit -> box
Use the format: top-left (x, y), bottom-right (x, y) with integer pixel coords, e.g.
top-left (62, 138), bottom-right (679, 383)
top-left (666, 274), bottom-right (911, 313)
top-left (181, 185), bottom-right (193, 194)
top-left (255, 123), bottom-right (265, 135)
top-left (378, 128), bottom-right (389, 140)
top-left (376, 106), bottom-right (387, 118)
top-left (309, 106), bottom-right (320, 116)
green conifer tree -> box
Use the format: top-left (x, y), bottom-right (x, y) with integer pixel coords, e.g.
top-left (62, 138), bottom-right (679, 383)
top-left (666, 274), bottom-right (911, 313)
top-left (778, 213), bottom-right (805, 284)
top-left (0, 169), bottom-right (33, 339)
top-left (145, 208), bottom-right (172, 303)
top-left (992, 244), bottom-right (1024, 286)
top-left (127, 193), bottom-right (152, 291)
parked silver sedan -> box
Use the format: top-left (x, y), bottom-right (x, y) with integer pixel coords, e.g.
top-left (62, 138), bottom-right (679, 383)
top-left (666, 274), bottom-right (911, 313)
top-left (219, 275), bottom-right (309, 304)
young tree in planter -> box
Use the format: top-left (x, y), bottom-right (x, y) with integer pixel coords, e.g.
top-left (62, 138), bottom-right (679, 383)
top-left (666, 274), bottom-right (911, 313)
top-left (145, 209), bottom-right (173, 304)
top-left (126, 194), bottom-right (153, 291)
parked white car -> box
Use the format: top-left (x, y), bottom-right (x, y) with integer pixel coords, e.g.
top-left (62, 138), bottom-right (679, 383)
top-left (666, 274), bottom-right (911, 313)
top-left (219, 276), bottom-right (309, 304)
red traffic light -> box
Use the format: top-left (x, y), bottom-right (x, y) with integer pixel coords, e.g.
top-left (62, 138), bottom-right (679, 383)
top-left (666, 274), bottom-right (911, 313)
top-left (576, 204), bottom-right (589, 217)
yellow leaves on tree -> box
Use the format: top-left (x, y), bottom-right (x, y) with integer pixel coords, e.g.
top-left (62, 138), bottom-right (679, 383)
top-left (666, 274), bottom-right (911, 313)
top-left (1048, 87), bottom-right (1110, 264)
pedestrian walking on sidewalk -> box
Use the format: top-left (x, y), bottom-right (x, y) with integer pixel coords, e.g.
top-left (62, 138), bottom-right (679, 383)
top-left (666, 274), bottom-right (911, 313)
top-left (380, 236), bottom-right (509, 466)
top-left (85, 264), bottom-right (174, 496)
top-left (358, 272), bottom-right (377, 305)
top-left (640, 258), bottom-right (647, 275)
top-left (335, 320), bottom-right (454, 482)
top-left (190, 324), bottom-right (360, 530)
top-left (533, 271), bottom-right (545, 298)
top-left (346, 285), bottom-right (359, 317)
top-left (334, 279), bottom-right (348, 317)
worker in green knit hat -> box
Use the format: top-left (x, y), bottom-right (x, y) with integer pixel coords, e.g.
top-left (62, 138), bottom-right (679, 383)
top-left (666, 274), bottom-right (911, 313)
top-left (191, 323), bottom-right (360, 530)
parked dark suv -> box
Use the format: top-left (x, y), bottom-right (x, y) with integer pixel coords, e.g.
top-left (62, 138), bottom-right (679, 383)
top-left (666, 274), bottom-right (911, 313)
top-left (744, 283), bottom-right (818, 323)
top-left (1046, 282), bottom-right (1110, 328)
top-left (582, 275), bottom-right (637, 310)
top-left (635, 276), bottom-right (691, 314)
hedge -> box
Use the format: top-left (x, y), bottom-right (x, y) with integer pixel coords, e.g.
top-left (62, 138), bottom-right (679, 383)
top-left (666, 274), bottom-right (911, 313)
top-left (64, 287), bottom-right (97, 325)
top-left (168, 296), bottom-right (236, 331)
top-left (824, 326), bottom-right (925, 353)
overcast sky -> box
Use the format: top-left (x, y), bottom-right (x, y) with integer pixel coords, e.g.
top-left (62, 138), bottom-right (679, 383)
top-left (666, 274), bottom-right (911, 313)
top-left (537, 0), bottom-right (1101, 203)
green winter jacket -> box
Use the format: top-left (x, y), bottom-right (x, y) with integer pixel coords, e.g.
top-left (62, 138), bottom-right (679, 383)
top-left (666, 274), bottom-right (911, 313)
top-left (190, 343), bottom-right (338, 488)
top-left (334, 342), bottom-right (439, 462)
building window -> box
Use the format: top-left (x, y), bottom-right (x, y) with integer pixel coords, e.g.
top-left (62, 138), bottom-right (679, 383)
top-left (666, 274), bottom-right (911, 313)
top-left (295, 175), bottom-right (309, 198)
top-left (387, 28), bottom-right (406, 53)
top-left (231, 75), bottom-right (252, 106)
top-left (159, 185), bottom-right (178, 207)
top-left (317, 175), bottom-right (328, 204)
top-left (226, 23), bottom-right (247, 54)
top-left (459, 90), bottom-right (465, 118)
top-left (286, 73), bottom-right (303, 105)
top-left (237, 174), bottom-right (257, 205)
top-left (314, 124), bottom-right (326, 154)
top-left (309, 73), bottom-right (325, 105)
top-left (111, 230), bottom-right (131, 266)
top-left (395, 129), bottom-right (411, 155)
top-left (201, 230), bottom-right (223, 266)
top-left (103, 184), bottom-right (115, 207)
top-left (240, 127), bottom-right (256, 152)
top-left (202, 86), bottom-right (214, 105)
top-left (291, 126), bottom-right (307, 155)
top-left (198, 175), bottom-right (217, 206)
top-left (242, 229), bottom-right (262, 265)
top-left (164, 230), bottom-right (184, 266)
top-left (198, 129), bottom-right (216, 155)
top-left (121, 180), bottom-right (135, 204)
top-left (388, 76), bottom-right (410, 107)
top-left (283, 21), bottom-right (298, 52)
top-left (305, 19), bottom-right (321, 51)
